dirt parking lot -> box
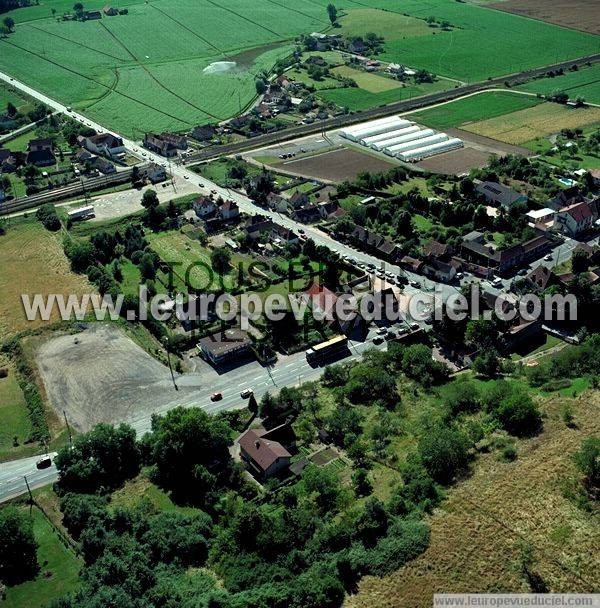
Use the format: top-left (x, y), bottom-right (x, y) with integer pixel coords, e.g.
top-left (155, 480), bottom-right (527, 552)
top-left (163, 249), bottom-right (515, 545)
top-left (35, 324), bottom-right (198, 432)
top-left (416, 129), bottom-right (533, 174)
top-left (490, 0), bottom-right (600, 34)
top-left (279, 147), bottom-right (396, 182)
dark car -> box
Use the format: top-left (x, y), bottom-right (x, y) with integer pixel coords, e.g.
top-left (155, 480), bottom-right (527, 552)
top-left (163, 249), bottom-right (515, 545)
top-left (36, 456), bottom-right (52, 470)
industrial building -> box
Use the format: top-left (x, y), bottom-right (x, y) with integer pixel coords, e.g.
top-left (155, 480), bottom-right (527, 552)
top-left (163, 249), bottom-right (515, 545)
top-left (339, 115), bottom-right (463, 162)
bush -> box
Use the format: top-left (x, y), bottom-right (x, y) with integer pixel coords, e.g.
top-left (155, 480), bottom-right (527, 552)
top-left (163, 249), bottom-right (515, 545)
top-left (35, 203), bottom-right (61, 231)
top-left (493, 393), bottom-right (541, 437)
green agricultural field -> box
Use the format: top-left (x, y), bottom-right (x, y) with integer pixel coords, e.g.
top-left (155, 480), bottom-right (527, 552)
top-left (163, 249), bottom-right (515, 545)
top-left (517, 64), bottom-right (600, 105)
top-left (409, 90), bottom-right (541, 129)
top-left (319, 78), bottom-right (452, 111)
top-left (0, 0), bottom-right (597, 137)
top-left (327, 0), bottom-right (599, 82)
top-left (1, 506), bottom-right (81, 608)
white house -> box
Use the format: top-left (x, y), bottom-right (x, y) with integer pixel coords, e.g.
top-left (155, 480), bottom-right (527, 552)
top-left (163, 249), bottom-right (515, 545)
top-left (82, 133), bottom-right (125, 160)
top-left (554, 201), bottom-right (594, 237)
top-left (192, 197), bottom-right (216, 218)
top-left (219, 200), bottom-right (239, 220)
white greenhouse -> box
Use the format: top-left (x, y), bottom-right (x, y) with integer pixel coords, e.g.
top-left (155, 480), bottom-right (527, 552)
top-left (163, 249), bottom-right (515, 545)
top-left (360, 125), bottom-right (419, 146)
top-left (383, 133), bottom-right (448, 155)
top-left (397, 138), bottom-right (464, 161)
top-left (372, 128), bottom-right (435, 152)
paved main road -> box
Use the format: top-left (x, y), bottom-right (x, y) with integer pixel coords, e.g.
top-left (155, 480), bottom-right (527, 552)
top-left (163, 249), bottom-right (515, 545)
top-left (0, 70), bottom-right (580, 503)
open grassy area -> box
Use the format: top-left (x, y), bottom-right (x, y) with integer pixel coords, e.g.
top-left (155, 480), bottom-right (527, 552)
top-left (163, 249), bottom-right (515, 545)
top-left (0, 221), bottom-right (94, 340)
top-left (517, 63), bottom-right (600, 105)
top-left (2, 505), bottom-right (81, 608)
top-left (331, 66), bottom-right (402, 93)
top-left (0, 357), bottom-right (32, 462)
top-left (463, 102), bottom-right (600, 144)
top-left (409, 90), bottom-right (541, 129)
top-left (348, 390), bottom-right (600, 607)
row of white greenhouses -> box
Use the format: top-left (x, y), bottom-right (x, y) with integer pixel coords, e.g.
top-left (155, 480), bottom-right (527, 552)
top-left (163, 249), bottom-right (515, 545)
top-left (339, 115), bottom-right (463, 162)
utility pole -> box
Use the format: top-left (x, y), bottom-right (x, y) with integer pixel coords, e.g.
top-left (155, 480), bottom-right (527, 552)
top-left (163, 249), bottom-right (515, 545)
top-left (164, 344), bottom-right (178, 391)
top-left (23, 475), bottom-right (33, 505)
top-left (63, 410), bottom-right (73, 446)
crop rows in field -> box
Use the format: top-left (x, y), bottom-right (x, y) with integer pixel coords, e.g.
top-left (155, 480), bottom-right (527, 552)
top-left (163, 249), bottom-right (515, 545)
top-left (0, 0), bottom-right (598, 136)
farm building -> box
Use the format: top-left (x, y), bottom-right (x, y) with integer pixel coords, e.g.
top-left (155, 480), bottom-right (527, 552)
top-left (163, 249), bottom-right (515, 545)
top-left (384, 133), bottom-right (448, 156)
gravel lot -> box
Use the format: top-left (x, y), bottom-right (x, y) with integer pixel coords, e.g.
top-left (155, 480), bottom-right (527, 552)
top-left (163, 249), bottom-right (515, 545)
top-left (35, 324), bottom-right (199, 432)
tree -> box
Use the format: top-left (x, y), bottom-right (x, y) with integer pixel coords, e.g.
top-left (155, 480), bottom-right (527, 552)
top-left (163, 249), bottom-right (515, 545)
top-left (352, 468), bottom-right (372, 497)
top-left (418, 426), bottom-right (470, 484)
top-left (472, 348), bottom-right (502, 379)
top-left (326, 3), bottom-right (337, 25)
top-left (6, 101), bottom-right (17, 117)
top-left (247, 393), bottom-right (258, 416)
top-left (141, 188), bottom-right (159, 209)
top-left (0, 507), bottom-right (39, 585)
top-left (211, 246), bottom-right (231, 275)
top-left (139, 251), bottom-right (157, 280)
top-left (572, 248), bottom-right (590, 274)
top-left (35, 203), bottom-right (61, 231)
top-left (3, 17), bottom-right (15, 31)
top-left (54, 423), bottom-right (140, 494)
top-left (145, 407), bottom-right (233, 506)
top-left (255, 78), bottom-right (267, 95)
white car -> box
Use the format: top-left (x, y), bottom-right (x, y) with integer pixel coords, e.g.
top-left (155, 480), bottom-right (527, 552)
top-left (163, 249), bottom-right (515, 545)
top-left (544, 254), bottom-right (553, 261)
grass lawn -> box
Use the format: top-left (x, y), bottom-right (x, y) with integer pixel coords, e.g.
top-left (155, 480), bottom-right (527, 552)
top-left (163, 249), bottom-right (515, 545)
top-left (0, 358), bottom-right (32, 462)
top-left (517, 64), bottom-right (600, 106)
top-left (409, 90), bottom-right (541, 130)
top-left (287, 67), bottom-right (342, 91)
top-left (0, 221), bottom-right (94, 340)
top-left (2, 506), bottom-right (81, 608)
top-left (117, 259), bottom-right (142, 297)
top-left (331, 65), bottom-right (402, 93)
top-left (3, 129), bottom-right (38, 152)
top-left (463, 102), bottom-right (600, 145)
top-left (412, 214), bottom-right (434, 231)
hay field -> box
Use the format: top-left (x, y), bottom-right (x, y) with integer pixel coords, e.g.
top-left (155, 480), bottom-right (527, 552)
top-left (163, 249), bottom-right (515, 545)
top-left (347, 392), bottom-right (600, 607)
top-left (464, 103), bottom-right (600, 144)
top-left (0, 222), bottom-right (93, 341)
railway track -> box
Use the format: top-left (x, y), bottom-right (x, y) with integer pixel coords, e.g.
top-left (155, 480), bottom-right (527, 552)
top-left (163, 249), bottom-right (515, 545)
top-left (0, 166), bottom-right (146, 216)
top-left (184, 52), bottom-right (600, 164)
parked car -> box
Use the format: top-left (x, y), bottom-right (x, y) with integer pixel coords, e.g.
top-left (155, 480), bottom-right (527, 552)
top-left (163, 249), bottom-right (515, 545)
top-left (210, 392), bottom-right (223, 402)
top-left (240, 388), bottom-right (253, 399)
top-left (36, 456), bottom-right (52, 470)
top-left (517, 269), bottom-right (528, 276)
top-left (410, 280), bottom-right (421, 288)
top-left (373, 335), bottom-right (384, 345)
top-left (544, 254), bottom-right (553, 261)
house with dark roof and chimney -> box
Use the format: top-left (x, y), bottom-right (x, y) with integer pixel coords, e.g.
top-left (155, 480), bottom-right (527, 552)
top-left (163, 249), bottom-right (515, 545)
top-left (238, 426), bottom-right (292, 480)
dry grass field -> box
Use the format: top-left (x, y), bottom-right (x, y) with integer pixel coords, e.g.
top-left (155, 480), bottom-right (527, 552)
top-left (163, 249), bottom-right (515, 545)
top-left (346, 392), bottom-right (600, 608)
top-left (463, 103), bottom-right (600, 145)
top-left (0, 222), bottom-right (93, 341)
